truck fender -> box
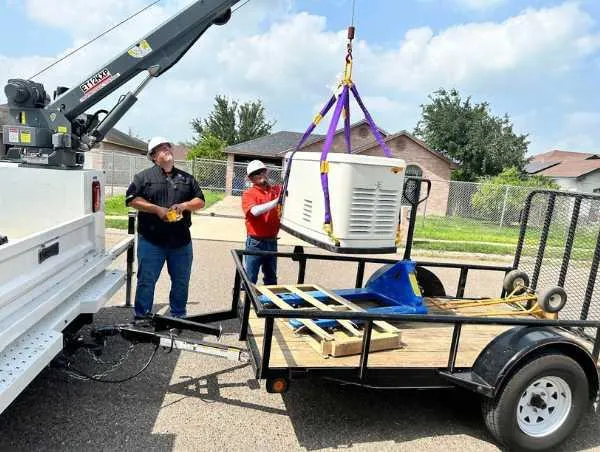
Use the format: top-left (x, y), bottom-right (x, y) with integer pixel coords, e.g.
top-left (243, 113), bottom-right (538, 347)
top-left (472, 326), bottom-right (599, 401)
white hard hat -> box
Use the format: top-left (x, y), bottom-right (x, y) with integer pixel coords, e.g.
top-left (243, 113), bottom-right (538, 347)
top-left (147, 136), bottom-right (171, 159)
top-left (247, 160), bottom-right (266, 176)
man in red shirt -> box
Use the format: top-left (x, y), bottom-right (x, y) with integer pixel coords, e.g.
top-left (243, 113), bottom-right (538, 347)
top-left (241, 160), bottom-right (282, 285)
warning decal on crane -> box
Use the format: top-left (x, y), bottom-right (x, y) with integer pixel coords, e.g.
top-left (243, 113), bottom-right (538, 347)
top-left (128, 39), bottom-right (153, 58)
top-left (79, 68), bottom-right (120, 102)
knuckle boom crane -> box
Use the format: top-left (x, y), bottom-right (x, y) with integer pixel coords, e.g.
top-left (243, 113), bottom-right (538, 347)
top-left (2, 0), bottom-right (239, 168)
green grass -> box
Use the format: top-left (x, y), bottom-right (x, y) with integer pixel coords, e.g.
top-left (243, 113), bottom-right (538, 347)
top-left (414, 216), bottom-right (598, 249)
top-left (104, 190), bottom-right (225, 230)
top-left (202, 190), bottom-right (225, 208)
top-left (414, 216), bottom-right (520, 245)
top-left (106, 218), bottom-right (128, 229)
top-left (105, 195), bottom-right (132, 216)
top-left (104, 190), bottom-right (225, 216)
top-left (412, 240), bottom-right (516, 256)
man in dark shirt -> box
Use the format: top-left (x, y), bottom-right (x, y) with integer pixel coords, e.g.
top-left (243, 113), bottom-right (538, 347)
top-left (126, 136), bottom-right (205, 319)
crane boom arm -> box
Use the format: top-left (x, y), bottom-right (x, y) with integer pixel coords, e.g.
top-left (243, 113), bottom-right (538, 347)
top-left (50, 0), bottom-right (239, 120)
top-left (2, 0), bottom-right (239, 168)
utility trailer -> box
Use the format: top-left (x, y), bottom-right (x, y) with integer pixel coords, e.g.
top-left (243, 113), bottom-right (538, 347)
top-left (78, 186), bottom-right (600, 451)
top-left (175, 188), bottom-right (600, 451)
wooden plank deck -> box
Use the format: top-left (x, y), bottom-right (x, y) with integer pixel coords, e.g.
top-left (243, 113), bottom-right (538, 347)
top-left (247, 295), bottom-right (596, 368)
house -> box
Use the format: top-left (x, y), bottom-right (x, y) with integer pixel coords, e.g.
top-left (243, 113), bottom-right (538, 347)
top-left (223, 131), bottom-right (325, 194)
top-left (525, 150), bottom-right (600, 194)
top-left (223, 120), bottom-right (458, 214)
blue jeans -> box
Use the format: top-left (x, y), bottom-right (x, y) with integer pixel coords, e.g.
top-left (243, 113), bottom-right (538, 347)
top-left (244, 237), bottom-right (277, 285)
top-left (135, 235), bottom-right (193, 318)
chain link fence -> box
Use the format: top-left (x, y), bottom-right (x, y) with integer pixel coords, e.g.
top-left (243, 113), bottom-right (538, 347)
top-left (92, 151), bottom-right (282, 197)
top-left (512, 192), bottom-right (600, 334)
top-left (93, 150), bottom-right (598, 257)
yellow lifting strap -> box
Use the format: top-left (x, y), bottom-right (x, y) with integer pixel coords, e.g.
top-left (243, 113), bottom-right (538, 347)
top-left (395, 224), bottom-right (402, 247)
top-left (323, 223), bottom-right (340, 247)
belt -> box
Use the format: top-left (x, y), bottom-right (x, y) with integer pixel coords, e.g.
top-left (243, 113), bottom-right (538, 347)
top-left (248, 235), bottom-right (277, 241)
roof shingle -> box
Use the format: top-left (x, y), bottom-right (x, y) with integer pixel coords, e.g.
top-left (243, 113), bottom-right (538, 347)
top-left (224, 131), bottom-right (325, 157)
top-left (527, 150), bottom-right (600, 178)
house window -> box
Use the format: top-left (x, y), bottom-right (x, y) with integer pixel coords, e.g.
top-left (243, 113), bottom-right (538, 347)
top-left (406, 164), bottom-right (423, 178)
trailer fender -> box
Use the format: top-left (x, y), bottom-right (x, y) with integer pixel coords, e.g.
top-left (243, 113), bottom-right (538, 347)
top-left (471, 326), bottom-right (599, 401)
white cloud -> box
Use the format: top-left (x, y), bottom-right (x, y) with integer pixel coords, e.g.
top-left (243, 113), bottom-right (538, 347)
top-left (364, 3), bottom-right (600, 92)
top-left (455, 0), bottom-right (507, 11)
top-left (0, 0), bottom-right (599, 153)
top-left (551, 111), bottom-right (600, 152)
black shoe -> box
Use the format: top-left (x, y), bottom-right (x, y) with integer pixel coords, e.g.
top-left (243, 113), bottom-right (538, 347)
top-left (131, 315), bottom-right (149, 326)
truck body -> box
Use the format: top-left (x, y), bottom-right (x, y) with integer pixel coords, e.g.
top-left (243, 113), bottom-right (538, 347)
top-left (0, 164), bottom-right (132, 413)
top-left (0, 0), bottom-right (238, 414)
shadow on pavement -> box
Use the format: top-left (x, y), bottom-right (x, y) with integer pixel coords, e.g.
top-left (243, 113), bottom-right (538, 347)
top-left (282, 378), bottom-right (600, 451)
top-left (282, 381), bottom-right (495, 450)
top-left (0, 306), bottom-right (178, 451)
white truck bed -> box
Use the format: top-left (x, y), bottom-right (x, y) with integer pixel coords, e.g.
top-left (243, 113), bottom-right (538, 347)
top-left (0, 165), bottom-right (133, 413)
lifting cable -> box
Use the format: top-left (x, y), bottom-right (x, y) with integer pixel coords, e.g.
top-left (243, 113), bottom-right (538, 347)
top-left (28, 0), bottom-right (253, 80)
top-left (28, 0), bottom-right (162, 80)
top-left (277, 0), bottom-right (392, 246)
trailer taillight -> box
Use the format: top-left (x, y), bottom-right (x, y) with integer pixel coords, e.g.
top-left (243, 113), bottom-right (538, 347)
top-left (92, 180), bottom-right (102, 212)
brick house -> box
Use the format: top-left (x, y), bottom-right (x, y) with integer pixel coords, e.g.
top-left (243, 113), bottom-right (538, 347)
top-left (224, 120), bottom-right (457, 214)
top-left (223, 131), bottom-right (324, 194)
top-left (525, 150), bottom-right (600, 194)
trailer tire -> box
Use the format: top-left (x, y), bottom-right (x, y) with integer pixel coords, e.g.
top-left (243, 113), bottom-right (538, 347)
top-left (538, 286), bottom-right (568, 314)
top-left (415, 266), bottom-right (446, 297)
top-left (366, 265), bottom-right (446, 297)
top-left (482, 353), bottom-right (588, 451)
top-left (503, 270), bottom-right (530, 294)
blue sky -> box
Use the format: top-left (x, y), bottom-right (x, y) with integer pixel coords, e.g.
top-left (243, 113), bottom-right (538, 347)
top-left (1, 0), bottom-right (600, 156)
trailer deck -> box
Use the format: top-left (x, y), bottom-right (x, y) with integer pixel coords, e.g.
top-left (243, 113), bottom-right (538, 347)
top-left (245, 297), bottom-right (594, 369)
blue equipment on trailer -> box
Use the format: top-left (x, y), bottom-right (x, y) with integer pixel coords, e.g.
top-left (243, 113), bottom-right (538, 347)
top-left (257, 177), bottom-right (433, 330)
top-left (257, 259), bottom-right (428, 329)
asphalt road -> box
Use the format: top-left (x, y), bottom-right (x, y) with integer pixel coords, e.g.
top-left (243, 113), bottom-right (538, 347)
top-left (0, 236), bottom-right (598, 451)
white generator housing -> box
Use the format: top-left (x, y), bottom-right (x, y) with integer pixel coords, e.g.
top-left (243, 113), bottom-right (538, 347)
top-left (281, 152), bottom-right (406, 252)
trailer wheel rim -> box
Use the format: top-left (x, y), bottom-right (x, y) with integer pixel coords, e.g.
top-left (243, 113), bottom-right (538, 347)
top-left (548, 293), bottom-right (564, 311)
top-left (513, 278), bottom-right (525, 290)
top-left (516, 376), bottom-right (572, 438)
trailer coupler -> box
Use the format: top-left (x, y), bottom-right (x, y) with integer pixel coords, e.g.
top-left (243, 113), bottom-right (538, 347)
top-left (91, 315), bottom-right (249, 363)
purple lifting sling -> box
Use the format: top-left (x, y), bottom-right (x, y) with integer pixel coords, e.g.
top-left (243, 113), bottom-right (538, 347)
top-left (278, 26), bottom-right (393, 246)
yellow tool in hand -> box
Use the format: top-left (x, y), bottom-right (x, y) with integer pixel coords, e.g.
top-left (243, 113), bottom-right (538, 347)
top-left (165, 209), bottom-right (182, 223)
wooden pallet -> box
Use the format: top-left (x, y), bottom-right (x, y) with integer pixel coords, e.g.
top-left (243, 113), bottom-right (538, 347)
top-left (255, 284), bottom-right (403, 357)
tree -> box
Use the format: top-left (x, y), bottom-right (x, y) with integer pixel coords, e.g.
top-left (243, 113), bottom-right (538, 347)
top-left (471, 167), bottom-right (559, 223)
top-left (191, 95), bottom-right (275, 145)
top-left (186, 134), bottom-right (227, 161)
top-left (414, 89), bottom-right (529, 181)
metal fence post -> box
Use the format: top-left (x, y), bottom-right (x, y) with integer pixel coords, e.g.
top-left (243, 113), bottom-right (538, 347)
top-left (129, 156), bottom-right (134, 185)
top-left (111, 151), bottom-right (115, 197)
top-left (499, 186), bottom-right (509, 228)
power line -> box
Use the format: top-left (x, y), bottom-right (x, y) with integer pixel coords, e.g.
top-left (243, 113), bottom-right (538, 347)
top-left (28, 0), bottom-right (252, 81)
top-left (28, 0), bottom-right (162, 80)
top-left (232, 0), bottom-right (252, 14)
